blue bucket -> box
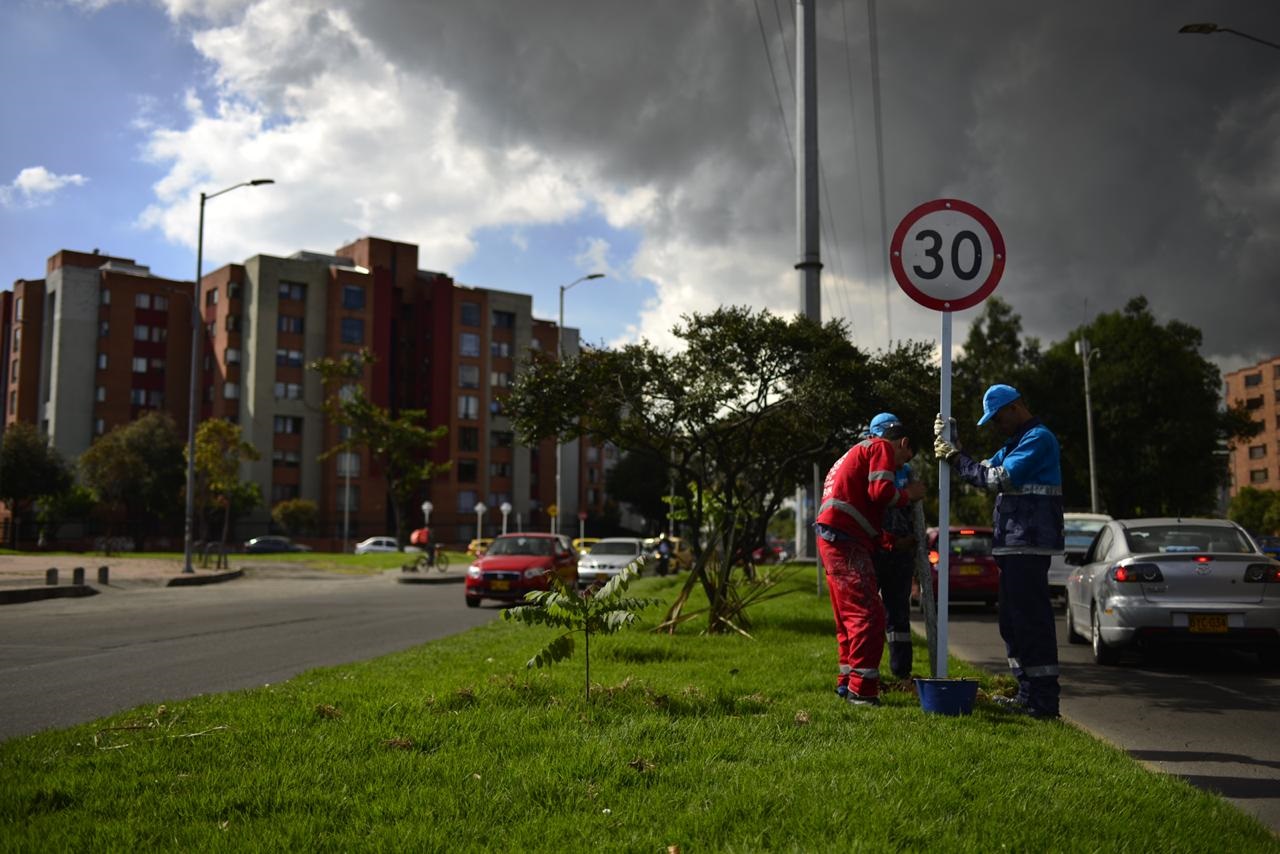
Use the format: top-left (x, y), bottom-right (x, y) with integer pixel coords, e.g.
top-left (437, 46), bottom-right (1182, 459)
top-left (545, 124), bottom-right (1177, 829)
top-left (914, 678), bottom-right (979, 716)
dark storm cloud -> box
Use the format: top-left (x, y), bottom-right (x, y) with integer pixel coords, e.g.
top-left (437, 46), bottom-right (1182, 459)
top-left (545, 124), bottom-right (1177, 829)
top-left (348, 0), bottom-right (1279, 365)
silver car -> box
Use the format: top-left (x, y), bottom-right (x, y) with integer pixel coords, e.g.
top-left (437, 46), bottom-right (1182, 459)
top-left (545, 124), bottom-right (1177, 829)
top-left (577, 537), bottom-right (647, 589)
top-left (1064, 517), bottom-right (1280, 665)
top-left (1047, 512), bottom-right (1112, 596)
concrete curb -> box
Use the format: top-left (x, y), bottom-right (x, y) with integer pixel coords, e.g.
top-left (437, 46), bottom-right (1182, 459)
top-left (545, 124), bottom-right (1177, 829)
top-left (166, 569), bottom-right (244, 587)
top-left (397, 572), bottom-right (465, 585)
top-left (0, 585), bottom-right (101, 605)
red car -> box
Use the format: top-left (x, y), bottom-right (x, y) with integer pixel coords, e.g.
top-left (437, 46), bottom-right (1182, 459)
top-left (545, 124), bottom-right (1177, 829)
top-left (915, 526), bottom-right (1000, 608)
top-left (464, 533), bottom-right (579, 608)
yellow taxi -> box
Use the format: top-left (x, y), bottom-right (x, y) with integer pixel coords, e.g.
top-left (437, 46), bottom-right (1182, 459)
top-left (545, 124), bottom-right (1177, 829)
top-left (572, 537), bottom-right (601, 556)
top-left (641, 535), bottom-right (694, 572)
top-left (467, 538), bottom-right (494, 558)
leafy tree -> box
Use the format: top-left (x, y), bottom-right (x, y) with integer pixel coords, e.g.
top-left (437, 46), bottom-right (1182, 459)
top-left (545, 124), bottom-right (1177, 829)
top-left (0, 423), bottom-right (73, 547)
top-left (79, 412), bottom-right (186, 549)
top-left (36, 484), bottom-right (95, 547)
top-left (605, 448), bottom-right (679, 531)
top-left (191, 419), bottom-right (260, 561)
top-left (503, 563), bottom-right (657, 701)
top-left (310, 349), bottom-right (450, 546)
top-left (507, 306), bottom-right (938, 634)
top-left (272, 498), bottom-right (318, 537)
top-left (1229, 487), bottom-right (1280, 535)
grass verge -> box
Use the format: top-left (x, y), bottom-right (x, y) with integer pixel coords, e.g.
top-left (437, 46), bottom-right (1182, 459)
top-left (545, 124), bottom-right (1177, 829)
top-left (1, 571), bottom-right (1274, 852)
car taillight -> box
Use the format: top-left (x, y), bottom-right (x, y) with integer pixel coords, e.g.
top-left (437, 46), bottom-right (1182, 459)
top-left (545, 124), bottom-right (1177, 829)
top-left (1112, 563), bottom-right (1163, 583)
top-left (929, 550), bottom-right (939, 565)
top-left (1244, 564), bottom-right (1280, 583)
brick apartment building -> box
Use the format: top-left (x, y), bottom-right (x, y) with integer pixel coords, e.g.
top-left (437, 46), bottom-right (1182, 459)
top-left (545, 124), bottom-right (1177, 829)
top-left (1224, 355), bottom-right (1280, 498)
top-left (4, 239), bottom-right (616, 548)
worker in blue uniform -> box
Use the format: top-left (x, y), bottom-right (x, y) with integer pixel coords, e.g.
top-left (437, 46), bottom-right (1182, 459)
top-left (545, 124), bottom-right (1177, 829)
top-left (866, 413), bottom-right (917, 681)
top-left (934, 384), bottom-right (1065, 718)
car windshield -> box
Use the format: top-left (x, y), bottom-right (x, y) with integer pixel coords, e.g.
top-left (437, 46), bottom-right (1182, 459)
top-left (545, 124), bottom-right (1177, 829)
top-left (590, 542), bottom-right (638, 556)
top-left (948, 532), bottom-right (992, 557)
top-left (486, 536), bottom-right (554, 557)
top-left (1123, 525), bottom-right (1256, 555)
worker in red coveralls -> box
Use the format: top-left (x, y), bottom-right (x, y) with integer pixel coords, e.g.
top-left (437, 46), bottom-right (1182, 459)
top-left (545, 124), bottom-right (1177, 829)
top-left (816, 418), bottom-right (925, 706)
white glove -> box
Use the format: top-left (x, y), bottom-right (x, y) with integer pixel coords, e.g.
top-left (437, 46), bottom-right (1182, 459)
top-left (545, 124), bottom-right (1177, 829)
top-left (934, 414), bottom-right (959, 445)
top-left (934, 434), bottom-right (960, 462)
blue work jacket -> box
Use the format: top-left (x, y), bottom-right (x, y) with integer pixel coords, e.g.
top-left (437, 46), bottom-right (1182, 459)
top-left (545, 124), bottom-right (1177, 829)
top-left (952, 418), bottom-right (1065, 555)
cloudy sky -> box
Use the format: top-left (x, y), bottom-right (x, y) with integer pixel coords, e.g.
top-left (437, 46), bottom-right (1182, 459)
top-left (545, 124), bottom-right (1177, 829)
top-left (2, 0), bottom-right (1278, 373)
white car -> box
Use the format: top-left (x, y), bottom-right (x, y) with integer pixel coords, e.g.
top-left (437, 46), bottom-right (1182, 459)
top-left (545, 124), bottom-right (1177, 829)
top-left (354, 536), bottom-right (400, 555)
top-left (577, 537), bottom-right (647, 589)
top-left (1048, 512), bottom-right (1112, 596)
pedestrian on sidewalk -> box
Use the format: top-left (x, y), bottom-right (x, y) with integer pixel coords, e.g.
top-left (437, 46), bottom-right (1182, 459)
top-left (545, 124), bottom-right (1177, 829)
top-left (865, 413), bottom-right (918, 681)
top-left (816, 416), bottom-right (925, 706)
top-left (934, 384), bottom-right (1065, 719)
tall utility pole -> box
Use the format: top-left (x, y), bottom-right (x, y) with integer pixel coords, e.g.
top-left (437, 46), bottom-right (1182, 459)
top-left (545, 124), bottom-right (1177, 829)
top-left (795, 0), bottom-right (822, 562)
top-left (1075, 337), bottom-right (1101, 513)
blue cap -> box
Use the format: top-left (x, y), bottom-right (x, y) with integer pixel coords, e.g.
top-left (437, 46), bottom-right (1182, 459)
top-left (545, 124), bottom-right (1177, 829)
top-left (868, 412), bottom-right (901, 436)
top-left (978, 384), bottom-right (1020, 426)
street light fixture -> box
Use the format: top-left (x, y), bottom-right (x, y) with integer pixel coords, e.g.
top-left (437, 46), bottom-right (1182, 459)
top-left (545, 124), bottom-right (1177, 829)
top-left (421, 501), bottom-right (433, 527)
top-left (183, 178), bottom-right (274, 574)
top-left (1075, 337), bottom-right (1102, 514)
top-left (500, 501), bottom-right (512, 535)
top-left (555, 273), bottom-right (604, 536)
top-left (1178, 22), bottom-right (1280, 51)
top-left (474, 501), bottom-right (488, 540)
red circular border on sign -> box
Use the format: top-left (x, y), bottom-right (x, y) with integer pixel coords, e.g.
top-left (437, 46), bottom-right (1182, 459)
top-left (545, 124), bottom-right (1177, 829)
top-left (889, 198), bottom-right (1006, 312)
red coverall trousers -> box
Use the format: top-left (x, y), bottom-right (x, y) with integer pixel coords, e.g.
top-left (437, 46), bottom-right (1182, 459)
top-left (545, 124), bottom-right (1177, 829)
top-left (819, 535), bottom-right (885, 698)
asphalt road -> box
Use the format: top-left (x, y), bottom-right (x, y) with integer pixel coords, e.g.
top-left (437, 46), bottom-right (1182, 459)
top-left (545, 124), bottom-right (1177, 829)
top-left (0, 571), bottom-right (498, 742)
top-left (917, 602), bottom-right (1280, 834)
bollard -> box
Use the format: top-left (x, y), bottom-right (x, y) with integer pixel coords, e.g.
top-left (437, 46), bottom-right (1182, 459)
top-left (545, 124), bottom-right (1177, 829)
top-left (98, 566), bottom-right (110, 585)
top-left (72, 567), bottom-right (85, 585)
top-left (46, 568), bottom-right (58, 586)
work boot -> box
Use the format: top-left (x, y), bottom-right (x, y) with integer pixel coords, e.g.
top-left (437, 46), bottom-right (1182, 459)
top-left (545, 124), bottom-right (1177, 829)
top-left (846, 693), bottom-right (881, 707)
top-left (834, 685), bottom-right (849, 700)
top-left (992, 695), bottom-right (1026, 709)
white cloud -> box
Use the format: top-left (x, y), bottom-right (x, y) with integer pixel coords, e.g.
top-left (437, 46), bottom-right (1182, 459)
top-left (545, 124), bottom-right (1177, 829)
top-left (0, 167), bottom-right (88, 209)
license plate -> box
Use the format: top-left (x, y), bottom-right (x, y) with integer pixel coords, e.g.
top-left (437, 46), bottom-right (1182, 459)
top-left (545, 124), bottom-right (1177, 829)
top-left (956, 565), bottom-right (983, 576)
top-left (490, 580), bottom-right (510, 591)
top-left (596, 573), bottom-right (610, 581)
top-left (1188, 614), bottom-right (1227, 634)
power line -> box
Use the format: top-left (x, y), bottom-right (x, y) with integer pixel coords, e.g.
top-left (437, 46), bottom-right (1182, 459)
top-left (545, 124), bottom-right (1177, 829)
top-left (753, 0), bottom-right (795, 165)
top-left (840, 0), bottom-right (873, 296)
top-left (868, 0), bottom-right (893, 344)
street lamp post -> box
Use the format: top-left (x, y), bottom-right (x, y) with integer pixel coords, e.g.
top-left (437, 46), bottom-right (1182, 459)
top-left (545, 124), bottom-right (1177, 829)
top-left (1178, 22), bottom-right (1280, 52)
top-left (421, 501), bottom-right (433, 528)
top-left (183, 178), bottom-right (274, 574)
top-left (500, 501), bottom-right (512, 535)
top-left (555, 273), bottom-right (604, 536)
top-left (1075, 337), bottom-right (1102, 514)
top-left (474, 502), bottom-right (487, 540)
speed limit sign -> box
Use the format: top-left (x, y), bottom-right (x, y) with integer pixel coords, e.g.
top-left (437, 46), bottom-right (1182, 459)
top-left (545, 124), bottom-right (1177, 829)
top-left (889, 198), bottom-right (1005, 312)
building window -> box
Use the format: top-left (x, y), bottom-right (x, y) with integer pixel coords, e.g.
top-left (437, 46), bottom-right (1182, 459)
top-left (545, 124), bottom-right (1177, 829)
top-left (94, 418), bottom-right (105, 435)
top-left (278, 315), bottom-right (304, 334)
top-left (10, 390), bottom-right (17, 413)
top-left (9, 360), bottom-right (18, 381)
top-left (132, 357), bottom-right (147, 373)
top-left (1244, 373), bottom-right (1262, 387)
top-left (228, 283), bottom-right (241, 300)
top-left (206, 289), bottom-right (219, 306)
top-left (341, 317), bottom-right (364, 345)
top-left (336, 452), bottom-right (360, 477)
top-left (226, 315), bottom-right (241, 332)
top-left (99, 321), bottom-right (109, 338)
top-left (224, 383), bottom-right (240, 400)
top-left (273, 415), bottom-right (303, 434)
top-left (279, 281), bottom-right (306, 301)
top-left (458, 395), bottom-right (479, 420)
top-left (588, 467), bottom-right (598, 484)
top-left (97, 353), bottom-right (107, 370)
top-left (492, 310), bottom-right (516, 329)
top-left (135, 293), bottom-right (151, 309)
top-left (460, 332), bottom-right (480, 357)
top-left (457, 459), bottom-right (478, 482)
top-left (154, 295), bottom-right (168, 311)
top-left (227, 348), bottom-right (241, 364)
top-left (1250, 469), bottom-right (1269, 483)
top-left (97, 291), bottom-right (107, 307)
top-left (151, 326), bottom-right (167, 343)
top-left (274, 382), bottom-right (303, 400)
top-left (491, 340), bottom-right (511, 358)
top-left (459, 365), bottom-right (480, 388)
top-left (1249, 445), bottom-right (1267, 459)
top-left (491, 370), bottom-right (512, 388)
top-left (588, 488), bottom-right (598, 506)
top-left (134, 324), bottom-right (149, 341)
top-left (1245, 396), bottom-right (1264, 410)
top-left (490, 462), bottom-right (512, 478)
top-left (276, 349), bottom-right (303, 367)
top-left (342, 285), bottom-right (365, 309)
top-left (95, 386), bottom-right (105, 402)
top-left (491, 430), bottom-right (514, 448)
top-left (271, 484), bottom-right (301, 503)
top-left (148, 390), bottom-right (164, 407)
top-left (459, 427), bottom-right (479, 451)
top-left (461, 301), bottom-right (481, 327)
top-left (586, 446), bottom-right (599, 463)
top-left (336, 485), bottom-right (359, 512)
top-left (130, 388), bottom-right (146, 405)
top-left (272, 450), bottom-right (301, 468)
top-left (456, 490), bottom-right (478, 513)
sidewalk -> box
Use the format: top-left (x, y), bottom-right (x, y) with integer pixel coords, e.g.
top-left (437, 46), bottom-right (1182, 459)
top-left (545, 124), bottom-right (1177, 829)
top-left (0, 554), bottom-right (242, 604)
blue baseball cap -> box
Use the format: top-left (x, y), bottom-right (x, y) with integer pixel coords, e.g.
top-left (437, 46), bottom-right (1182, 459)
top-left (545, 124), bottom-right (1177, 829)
top-left (868, 412), bottom-right (902, 436)
top-left (978, 384), bottom-right (1020, 426)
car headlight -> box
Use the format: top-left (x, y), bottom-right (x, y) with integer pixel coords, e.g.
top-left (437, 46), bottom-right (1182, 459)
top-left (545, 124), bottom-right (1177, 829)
top-left (467, 564), bottom-right (482, 578)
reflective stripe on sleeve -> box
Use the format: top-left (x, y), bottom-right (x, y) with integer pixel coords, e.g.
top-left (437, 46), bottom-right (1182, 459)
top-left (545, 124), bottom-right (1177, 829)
top-left (868, 470), bottom-right (895, 482)
top-left (818, 498), bottom-right (879, 538)
top-left (1023, 664), bottom-right (1059, 678)
top-left (1003, 483), bottom-right (1063, 496)
top-left (852, 667), bottom-right (880, 679)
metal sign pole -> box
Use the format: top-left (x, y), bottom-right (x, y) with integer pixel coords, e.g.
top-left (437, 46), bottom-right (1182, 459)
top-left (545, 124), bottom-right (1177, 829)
top-left (936, 311), bottom-right (952, 677)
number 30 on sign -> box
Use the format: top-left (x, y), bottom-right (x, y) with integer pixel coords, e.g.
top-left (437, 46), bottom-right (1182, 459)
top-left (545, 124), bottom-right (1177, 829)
top-left (889, 198), bottom-right (1005, 312)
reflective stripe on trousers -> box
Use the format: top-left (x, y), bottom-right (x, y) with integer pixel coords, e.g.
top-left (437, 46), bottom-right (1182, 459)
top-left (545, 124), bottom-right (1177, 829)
top-left (819, 536), bottom-right (885, 698)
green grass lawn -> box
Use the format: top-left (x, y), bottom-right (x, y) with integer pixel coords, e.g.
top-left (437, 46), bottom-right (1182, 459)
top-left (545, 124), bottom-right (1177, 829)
top-left (1, 571), bottom-right (1275, 852)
